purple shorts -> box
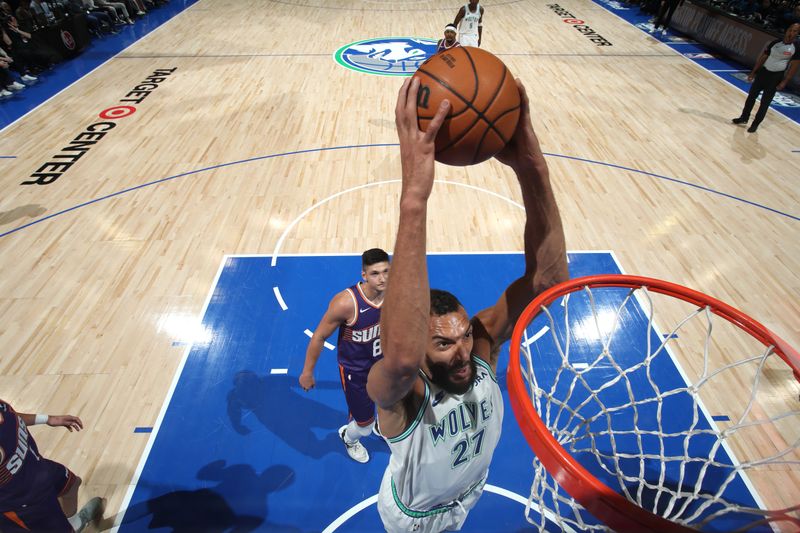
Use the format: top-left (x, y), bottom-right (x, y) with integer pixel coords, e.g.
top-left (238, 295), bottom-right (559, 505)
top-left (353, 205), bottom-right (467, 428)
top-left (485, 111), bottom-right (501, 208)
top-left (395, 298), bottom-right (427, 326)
top-left (0, 458), bottom-right (75, 532)
top-left (339, 365), bottom-right (375, 426)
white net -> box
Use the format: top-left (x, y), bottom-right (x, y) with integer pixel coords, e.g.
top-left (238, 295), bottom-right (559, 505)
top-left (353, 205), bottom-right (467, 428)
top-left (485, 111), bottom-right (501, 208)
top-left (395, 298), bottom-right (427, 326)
top-left (516, 283), bottom-right (800, 532)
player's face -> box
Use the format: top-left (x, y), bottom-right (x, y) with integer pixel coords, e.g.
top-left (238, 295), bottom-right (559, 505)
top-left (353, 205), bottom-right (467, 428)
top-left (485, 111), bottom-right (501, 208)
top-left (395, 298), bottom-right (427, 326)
top-left (445, 30), bottom-right (456, 42)
top-left (424, 309), bottom-right (476, 395)
top-left (362, 261), bottom-right (390, 292)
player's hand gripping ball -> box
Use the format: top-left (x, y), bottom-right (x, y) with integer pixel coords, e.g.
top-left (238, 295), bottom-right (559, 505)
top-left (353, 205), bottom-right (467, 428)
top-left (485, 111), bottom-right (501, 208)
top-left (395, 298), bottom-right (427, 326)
top-left (412, 46), bottom-right (521, 166)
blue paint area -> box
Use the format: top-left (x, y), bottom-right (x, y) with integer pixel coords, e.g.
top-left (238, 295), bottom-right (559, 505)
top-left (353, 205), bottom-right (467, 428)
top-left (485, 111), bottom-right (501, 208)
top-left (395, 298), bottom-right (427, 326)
top-left (134, 427), bottom-right (153, 433)
top-left (118, 253), bottom-right (761, 532)
top-left (591, 0), bottom-right (800, 124)
top-left (712, 415), bottom-right (732, 421)
top-left (0, 0), bottom-right (199, 131)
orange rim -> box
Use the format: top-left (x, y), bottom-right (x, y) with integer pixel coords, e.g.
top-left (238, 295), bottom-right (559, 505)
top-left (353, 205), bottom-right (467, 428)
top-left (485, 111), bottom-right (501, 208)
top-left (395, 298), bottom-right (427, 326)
top-left (507, 274), bottom-right (799, 532)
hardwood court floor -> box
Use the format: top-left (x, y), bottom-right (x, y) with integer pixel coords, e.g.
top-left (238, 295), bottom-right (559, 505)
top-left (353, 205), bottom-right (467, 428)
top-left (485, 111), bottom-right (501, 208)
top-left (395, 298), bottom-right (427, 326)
top-left (0, 0), bottom-right (797, 528)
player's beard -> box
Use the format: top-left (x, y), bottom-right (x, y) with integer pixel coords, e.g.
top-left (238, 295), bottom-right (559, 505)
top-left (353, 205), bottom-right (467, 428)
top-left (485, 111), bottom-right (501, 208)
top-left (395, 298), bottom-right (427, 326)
top-left (428, 358), bottom-right (477, 395)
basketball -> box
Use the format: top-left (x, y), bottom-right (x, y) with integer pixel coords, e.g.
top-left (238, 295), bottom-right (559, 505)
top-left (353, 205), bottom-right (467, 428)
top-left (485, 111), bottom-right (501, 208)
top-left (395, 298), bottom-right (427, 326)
top-left (412, 46), bottom-right (521, 166)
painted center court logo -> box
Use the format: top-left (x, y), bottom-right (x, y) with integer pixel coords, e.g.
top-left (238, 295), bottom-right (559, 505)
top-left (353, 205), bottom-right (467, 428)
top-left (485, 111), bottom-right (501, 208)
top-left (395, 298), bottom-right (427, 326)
top-left (334, 37), bottom-right (438, 76)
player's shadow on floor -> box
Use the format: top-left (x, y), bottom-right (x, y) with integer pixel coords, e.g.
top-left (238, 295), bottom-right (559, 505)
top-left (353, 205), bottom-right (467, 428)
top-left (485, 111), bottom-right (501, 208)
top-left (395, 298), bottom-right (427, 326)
top-left (0, 204), bottom-right (47, 226)
top-left (227, 370), bottom-right (387, 460)
top-left (121, 461), bottom-right (302, 532)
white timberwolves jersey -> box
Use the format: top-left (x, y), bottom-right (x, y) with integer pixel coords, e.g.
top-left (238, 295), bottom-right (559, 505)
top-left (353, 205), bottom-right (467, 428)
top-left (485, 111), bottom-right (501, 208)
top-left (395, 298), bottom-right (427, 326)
top-left (458, 3), bottom-right (481, 47)
top-left (379, 355), bottom-right (503, 523)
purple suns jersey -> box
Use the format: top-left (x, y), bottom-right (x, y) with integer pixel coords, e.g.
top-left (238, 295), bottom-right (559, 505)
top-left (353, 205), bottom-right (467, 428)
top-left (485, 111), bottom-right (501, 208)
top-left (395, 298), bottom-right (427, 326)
top-left (336, 283), bottom-right (382, 373)
top-left (0, 401), bottom-right (42, 506)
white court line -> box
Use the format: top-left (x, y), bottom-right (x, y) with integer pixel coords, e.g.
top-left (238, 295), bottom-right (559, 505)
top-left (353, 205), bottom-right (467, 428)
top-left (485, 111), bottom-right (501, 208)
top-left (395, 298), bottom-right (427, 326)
top-left (320, 484), bottom-right (571, 533)
top-left (522, 326), bottom-right (549, 348)
top-left (270, 368), bottom-right (288, 375)
top-left (113, 249), bottom-right (226, 531)
top-left (605, 253), bottom-right (769, 512)
top-left (305, 328), bottom-right (334, 350)
top-left (270, 179), bottom-right (524, 266)
top-left (273, 286), bottom-right (288, 310)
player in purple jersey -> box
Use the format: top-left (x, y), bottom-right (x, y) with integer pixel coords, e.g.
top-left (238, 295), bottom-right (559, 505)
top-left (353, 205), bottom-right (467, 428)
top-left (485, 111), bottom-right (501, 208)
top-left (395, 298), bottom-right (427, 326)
top-left (436, 25), bottom-right (460, 54)
top-left (299, 248), bottom-right (390, 463)
top-left (0, 399), bottom-right (104, 532)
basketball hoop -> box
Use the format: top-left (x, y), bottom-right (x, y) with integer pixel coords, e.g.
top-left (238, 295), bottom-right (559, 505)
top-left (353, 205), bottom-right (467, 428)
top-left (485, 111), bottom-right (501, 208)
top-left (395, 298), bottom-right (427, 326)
top-left (508, 275), bottom-right (800, 532)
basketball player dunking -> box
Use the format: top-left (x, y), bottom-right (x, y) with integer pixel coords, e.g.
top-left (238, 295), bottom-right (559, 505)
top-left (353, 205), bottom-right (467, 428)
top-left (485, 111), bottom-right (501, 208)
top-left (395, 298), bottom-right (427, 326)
top-left (0, 399), bottom-right (104, 532)
top-left (367, 79), bottom-right (568, 532)
top-left (453, 1), bottom-right (484, 48)
top-left (299, 249), bottom-right (390, 463)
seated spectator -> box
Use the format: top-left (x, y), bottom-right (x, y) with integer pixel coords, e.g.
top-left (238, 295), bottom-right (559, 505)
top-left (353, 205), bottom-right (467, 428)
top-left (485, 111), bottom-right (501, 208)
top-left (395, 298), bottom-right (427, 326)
top-left (777, 4), bottom-right (800, 29)
top-left (122, 0), bottom-right (146, 17)
top-left (0, 48), bottom-right (26, 96)
top-left (65, 0), bottom-right (117, 34)
top-left (29, 0), bottom-right (57, 26)
top-left (15, 0), bottom-right (37, 32)
top-left (752, 0), bottom-right (779, 28)
top-left (734, 0), bottom-right (761, 17)
top-left (2, 16), bottom-right (56, 73)
top-left (95, 0), bottom-right (134, 24)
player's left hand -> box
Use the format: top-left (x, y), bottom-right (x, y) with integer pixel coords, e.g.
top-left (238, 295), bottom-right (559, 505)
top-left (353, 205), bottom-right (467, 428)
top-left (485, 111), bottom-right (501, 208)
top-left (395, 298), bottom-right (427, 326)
top-left (494, 78), bottom-right (546, 177)
top-left (47, 415), bottom-right (84, 432)
top-left (777, 80), bottom-right (787, 91)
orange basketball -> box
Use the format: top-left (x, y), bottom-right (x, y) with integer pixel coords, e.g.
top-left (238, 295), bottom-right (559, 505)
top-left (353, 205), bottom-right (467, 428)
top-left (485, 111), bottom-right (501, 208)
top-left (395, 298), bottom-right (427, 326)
top-left (412, 46), bottom-right (520, 166)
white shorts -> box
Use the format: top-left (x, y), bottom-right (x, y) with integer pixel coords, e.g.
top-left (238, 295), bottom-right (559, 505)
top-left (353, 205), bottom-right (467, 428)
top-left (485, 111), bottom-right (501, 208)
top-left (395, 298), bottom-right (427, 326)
top-left (458, 34), bottom-right (479, 47)
top-left (376, 468), bottom-right (487, 533)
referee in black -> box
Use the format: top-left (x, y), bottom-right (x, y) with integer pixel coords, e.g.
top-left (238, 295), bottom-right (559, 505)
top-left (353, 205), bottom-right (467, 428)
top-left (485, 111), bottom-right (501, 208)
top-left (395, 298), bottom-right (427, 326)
top-left (732, 23), bottom-right (800, 133)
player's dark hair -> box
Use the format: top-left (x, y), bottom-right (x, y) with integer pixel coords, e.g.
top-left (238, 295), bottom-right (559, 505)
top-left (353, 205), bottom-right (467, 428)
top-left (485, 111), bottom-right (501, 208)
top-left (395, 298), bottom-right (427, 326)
top-left (362, 248), bottom-right (389, 268)
top-left (430, 289), bottom-right (463, 316)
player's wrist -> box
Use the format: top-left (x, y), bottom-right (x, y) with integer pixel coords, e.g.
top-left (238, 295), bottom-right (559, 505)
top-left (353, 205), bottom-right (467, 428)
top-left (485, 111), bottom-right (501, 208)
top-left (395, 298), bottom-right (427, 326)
top-left (34, 414), bottom-right (50, 425)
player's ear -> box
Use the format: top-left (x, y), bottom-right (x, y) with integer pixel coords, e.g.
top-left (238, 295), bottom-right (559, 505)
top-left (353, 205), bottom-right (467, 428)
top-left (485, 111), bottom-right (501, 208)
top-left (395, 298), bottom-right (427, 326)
top-left (362, 269), bottom-right (367, 281)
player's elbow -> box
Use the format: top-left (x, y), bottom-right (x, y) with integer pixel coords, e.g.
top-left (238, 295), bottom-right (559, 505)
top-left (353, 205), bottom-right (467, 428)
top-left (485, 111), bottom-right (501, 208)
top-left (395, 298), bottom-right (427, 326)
top-left (385, 354), bottom-right (421, 379)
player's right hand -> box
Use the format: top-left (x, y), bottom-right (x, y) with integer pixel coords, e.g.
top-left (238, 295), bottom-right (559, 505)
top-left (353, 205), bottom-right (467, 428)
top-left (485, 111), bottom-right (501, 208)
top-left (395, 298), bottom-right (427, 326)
top-left (48, 415), bottom-right (83, 432)
top-left (395, 77), bottom-right (449, 203)
top-left (299, 372), bottom-right (315, 391)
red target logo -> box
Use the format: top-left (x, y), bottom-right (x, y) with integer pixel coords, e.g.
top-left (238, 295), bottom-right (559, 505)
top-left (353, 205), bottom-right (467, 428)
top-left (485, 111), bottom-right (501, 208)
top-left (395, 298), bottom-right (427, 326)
top-left (99, 106), bottom-right (137, 119)
top-left (563, 18), bottom-right (584, 24)
top-left (61, 30), bottom-right (76, 50)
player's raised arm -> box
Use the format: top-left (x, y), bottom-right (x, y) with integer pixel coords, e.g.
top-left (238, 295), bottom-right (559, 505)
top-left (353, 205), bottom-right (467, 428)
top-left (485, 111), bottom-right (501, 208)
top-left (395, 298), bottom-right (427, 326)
top-left (473, 79), bottom-right (569, 368)
top-left (299, 292), bottom-right (354, 391)
top-left (367, 79), bottom-right (449, 409)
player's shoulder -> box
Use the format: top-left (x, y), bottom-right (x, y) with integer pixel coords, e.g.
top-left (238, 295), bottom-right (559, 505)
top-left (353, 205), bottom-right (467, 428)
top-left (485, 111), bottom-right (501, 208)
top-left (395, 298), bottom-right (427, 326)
top-left (0, 400), bottom-right (11, 426)
top-left (330, 287), bottom-right (357, 314)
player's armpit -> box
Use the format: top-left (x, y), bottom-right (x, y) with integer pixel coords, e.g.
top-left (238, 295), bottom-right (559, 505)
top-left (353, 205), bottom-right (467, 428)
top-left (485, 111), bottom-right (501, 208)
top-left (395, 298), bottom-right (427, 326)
top-left (367, 358), bottom-right (419, 409)
top-left (372, 376), bottom-right (425, 439)
top-left (472, 305), bottom-right (510, 371)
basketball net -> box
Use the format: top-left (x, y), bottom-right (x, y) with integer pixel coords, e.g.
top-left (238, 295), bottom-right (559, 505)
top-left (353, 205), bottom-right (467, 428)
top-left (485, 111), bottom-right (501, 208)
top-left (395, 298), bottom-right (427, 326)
top-left (508, 275), bottom-right (800, 532)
